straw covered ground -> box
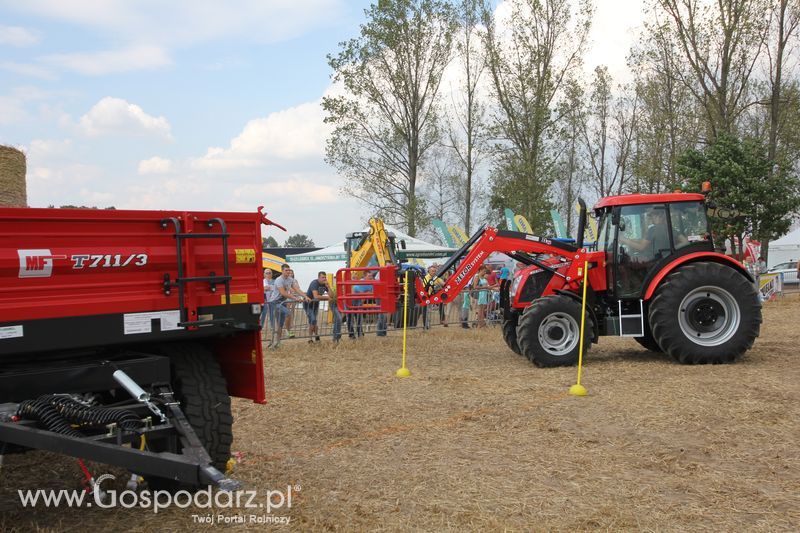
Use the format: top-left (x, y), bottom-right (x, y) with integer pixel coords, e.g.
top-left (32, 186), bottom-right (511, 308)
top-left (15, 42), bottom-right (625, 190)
top-left (1, 295), bottom-right (798, 531)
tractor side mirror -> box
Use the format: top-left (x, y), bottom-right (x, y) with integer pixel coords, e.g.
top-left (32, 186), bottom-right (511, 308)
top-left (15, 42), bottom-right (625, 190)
top-left (618, 219), bottom-right (626, 232)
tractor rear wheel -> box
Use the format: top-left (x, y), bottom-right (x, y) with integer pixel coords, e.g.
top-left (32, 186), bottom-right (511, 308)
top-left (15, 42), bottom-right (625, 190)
top-left (649, 262), bottom-right (761, 364)
top-left (633, 318), bottom-right (661, 352)
top-left (516, 295), bottom-right (592, 367)
top-left (502, 313), bottom-right (521, 355)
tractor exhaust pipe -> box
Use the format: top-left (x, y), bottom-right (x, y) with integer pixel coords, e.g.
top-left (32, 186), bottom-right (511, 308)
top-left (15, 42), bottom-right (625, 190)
top-left (576, 198), bottom-right (587, 249)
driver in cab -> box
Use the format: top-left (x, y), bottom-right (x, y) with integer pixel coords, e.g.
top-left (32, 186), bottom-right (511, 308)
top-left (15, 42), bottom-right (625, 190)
top-left (619, 208), bottom-right (687, 259)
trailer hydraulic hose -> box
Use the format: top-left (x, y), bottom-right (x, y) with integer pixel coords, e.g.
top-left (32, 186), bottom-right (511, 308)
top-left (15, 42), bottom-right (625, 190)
top-left (16, 397), bottom-right (84, 438)
top-left (17, 395), bottom-right (144, 436)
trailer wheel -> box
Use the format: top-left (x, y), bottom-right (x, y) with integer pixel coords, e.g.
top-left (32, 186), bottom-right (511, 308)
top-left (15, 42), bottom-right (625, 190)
top-left (502, 313), bottom-right (521, 355)
top-left (517, 295), bottom-right (592, 367)
top-left (649, 262), bottom-right (761, 364)
top-left (146, 343), bottom-right (233, 489)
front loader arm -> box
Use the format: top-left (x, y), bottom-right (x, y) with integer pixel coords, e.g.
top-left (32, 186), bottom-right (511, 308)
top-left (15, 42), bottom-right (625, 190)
top-left (414, 227), bottom-right (591, 307)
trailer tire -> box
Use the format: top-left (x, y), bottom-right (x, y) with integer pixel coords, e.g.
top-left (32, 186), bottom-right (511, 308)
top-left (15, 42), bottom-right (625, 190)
top-left (146, 343), bottom-right (233, 489)
top-left (517, 295), bottom-right (592, 367)
top-left (502, 314), bottom-right (522, 355)
top-left (649, 262), bottom-right (761, 364)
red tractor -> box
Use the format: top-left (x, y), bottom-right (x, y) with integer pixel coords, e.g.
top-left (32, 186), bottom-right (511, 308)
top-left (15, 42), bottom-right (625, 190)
top-left (336, 189), bottom-right (762, 366)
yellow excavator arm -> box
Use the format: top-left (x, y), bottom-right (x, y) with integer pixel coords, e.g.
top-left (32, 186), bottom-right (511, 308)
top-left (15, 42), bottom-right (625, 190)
top-left (347, 218), bottom-right (396, 268)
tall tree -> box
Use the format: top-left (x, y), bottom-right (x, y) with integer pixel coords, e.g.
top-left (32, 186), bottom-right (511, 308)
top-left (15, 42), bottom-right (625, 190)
top-left (283, 234), bottom-right (316, 247)
top-left (655, 0), bottom-right (769, 139)
top-left (581, 66), bottom-right (614, 197)
top-left (421, 146), bottom-right (460, 238)
top-left (677, 134), bottom-right (800, 253)
top-left (765, 0), bottom-right (800, 165)
top-left (553, 78), bottom-right (586, 235)
top-left (323, 0), bottom-right (457, 236)
top-left (629, 13), bottom-right (704, 191)
top-left (445, 0), bottom-right (490, 234)
top-left (482, 0), bottom-right (592, 231)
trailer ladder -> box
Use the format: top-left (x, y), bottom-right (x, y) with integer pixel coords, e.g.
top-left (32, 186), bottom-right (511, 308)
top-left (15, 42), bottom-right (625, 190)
top-left (161, 216), bottom-right (234, 329)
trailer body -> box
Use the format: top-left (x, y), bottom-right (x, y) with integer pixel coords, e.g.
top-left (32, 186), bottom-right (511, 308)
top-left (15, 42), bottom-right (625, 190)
top-left (0, 206), bottom-right (267, 402)
top-left (0, 206), bottom-right (281, 488)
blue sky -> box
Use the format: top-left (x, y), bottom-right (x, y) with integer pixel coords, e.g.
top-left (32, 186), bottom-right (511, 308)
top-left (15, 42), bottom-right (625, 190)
top-left (0, 0), bottom-right (641, 246)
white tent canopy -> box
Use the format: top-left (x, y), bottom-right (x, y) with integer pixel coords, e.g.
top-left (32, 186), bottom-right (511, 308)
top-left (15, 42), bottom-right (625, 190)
top-left (284, 226), bottom-right (457, 289)
top-left (769, 227), bottom-right (800, 267)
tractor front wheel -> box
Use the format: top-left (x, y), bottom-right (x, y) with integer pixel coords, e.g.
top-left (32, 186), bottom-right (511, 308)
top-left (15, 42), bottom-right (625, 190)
top-left (649, 262), bottom-right (761, 364)
top-left (517, 295), bottom-right (592, 367)
top-left (502, 313), bottom-right (521, 355)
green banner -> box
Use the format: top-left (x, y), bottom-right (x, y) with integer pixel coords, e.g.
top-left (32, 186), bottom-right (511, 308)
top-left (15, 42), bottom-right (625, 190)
top-left (432, 219), bottom-right (456, 247)
top-left (550, 210), bottom-right (568, 238)
top-left (504, 208), bottom-right (516, 231)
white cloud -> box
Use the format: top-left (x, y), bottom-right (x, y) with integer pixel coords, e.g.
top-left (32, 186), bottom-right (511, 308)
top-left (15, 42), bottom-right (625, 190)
top-left (79, 188), bottom-right (115, 204)
top-left (0, 25), bottom-right (40, 47)
top-left (138, 156), bottom-right (173, 175)
top-left (0, 61), bottom-right (56, 80)
top-left (79, 97), bottom-right (172, 140)
top-left (0, 96), bottom-right (28, 125)
top-left (0, 86), bottom-right (55, 125)
top-left (233, 180), bottom-right (339, 206)
top-left (5, 1), bottom-right (346, 47)
top-left (193, 100), bottom-right (328, 170)
top-left (27, 138), bottom-right (72, 158)
top-left (41, 45), bottom-right (171, 75)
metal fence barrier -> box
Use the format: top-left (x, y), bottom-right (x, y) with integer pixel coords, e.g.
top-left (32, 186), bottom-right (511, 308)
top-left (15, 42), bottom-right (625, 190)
top-left (261, 287), bottom-right (504, 346)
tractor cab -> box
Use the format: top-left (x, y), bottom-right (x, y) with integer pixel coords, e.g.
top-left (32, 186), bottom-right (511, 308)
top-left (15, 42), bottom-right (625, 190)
top-left (594, 194), bottom-right (712, 300)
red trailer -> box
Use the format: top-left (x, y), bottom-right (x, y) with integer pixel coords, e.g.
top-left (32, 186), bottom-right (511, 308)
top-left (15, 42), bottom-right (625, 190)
top-left (0, 205), bottom-right (284, 490)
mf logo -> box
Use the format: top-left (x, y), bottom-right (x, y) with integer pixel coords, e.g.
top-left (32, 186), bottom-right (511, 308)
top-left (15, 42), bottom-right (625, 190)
top-left (18, 249), bottom-right (66, 278)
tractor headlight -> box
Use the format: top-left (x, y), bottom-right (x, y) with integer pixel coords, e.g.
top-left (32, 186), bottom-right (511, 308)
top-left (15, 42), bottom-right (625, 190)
top-left (251, 304), bottom-right (262, 315)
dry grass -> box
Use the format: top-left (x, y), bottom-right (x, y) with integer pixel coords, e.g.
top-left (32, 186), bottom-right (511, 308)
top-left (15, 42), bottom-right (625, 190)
top-left (1, 296), bottom-right (798, 531)
top-left (0, 145), bottom-right (26, 208)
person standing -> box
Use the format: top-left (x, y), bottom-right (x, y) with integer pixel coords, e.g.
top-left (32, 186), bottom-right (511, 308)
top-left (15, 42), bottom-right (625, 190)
top-left (260, 268), bottom-right (274, 329)
top-left (283, 268), bottom-right (308, 338)
top-left (328, 276), bottom-right (343, 343)
top-left (460, 271), bottom-right (476, 329)
top-left (422, 264), bottom-right (446, 329)
top-left (348, 271), bottom-right (374, 338)
top-left (304, 271), bottom-right (330, 343)
top-left (273, 267), bottom-right (305, 347)
top-left (260, 269), bottom-right (280, 346)
top-left (475, 267), bottom-right (490, 327)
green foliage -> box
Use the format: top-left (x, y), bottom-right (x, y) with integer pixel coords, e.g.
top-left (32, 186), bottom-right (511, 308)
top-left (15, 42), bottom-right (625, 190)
top-left (322, 0), bottom-right (457, 237)
top-left (482, 0), bottom-right (591, 233)
top-left (283, 234), bottom-right (316, 248)
top-left (676, 134), bottom-right (800, 242)
top-left (489, 152), bottom-right (555, 233)
top-left (262, 236), bottom-right (279, 248)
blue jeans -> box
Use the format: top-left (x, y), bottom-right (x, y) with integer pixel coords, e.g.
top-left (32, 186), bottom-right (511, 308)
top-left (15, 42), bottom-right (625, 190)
top-left (259, 297), bottom-right (275, 329)
top-left (376, 313), bottom-right (387, 336)
top-left (271, 302), bottom-right (289, 330)
top-left (304, 304), bottom-right (319, 326)
top-left (332, 306), bottom-right (342, 341)
top-left (347, 314), bottom-right (363, 337)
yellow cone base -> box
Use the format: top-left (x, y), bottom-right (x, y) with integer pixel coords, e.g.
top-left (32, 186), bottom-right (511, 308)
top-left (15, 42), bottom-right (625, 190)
top-left (396, 367), bottom-right (411, 378)
top-left (569, 383), bottom-right (588, 396)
